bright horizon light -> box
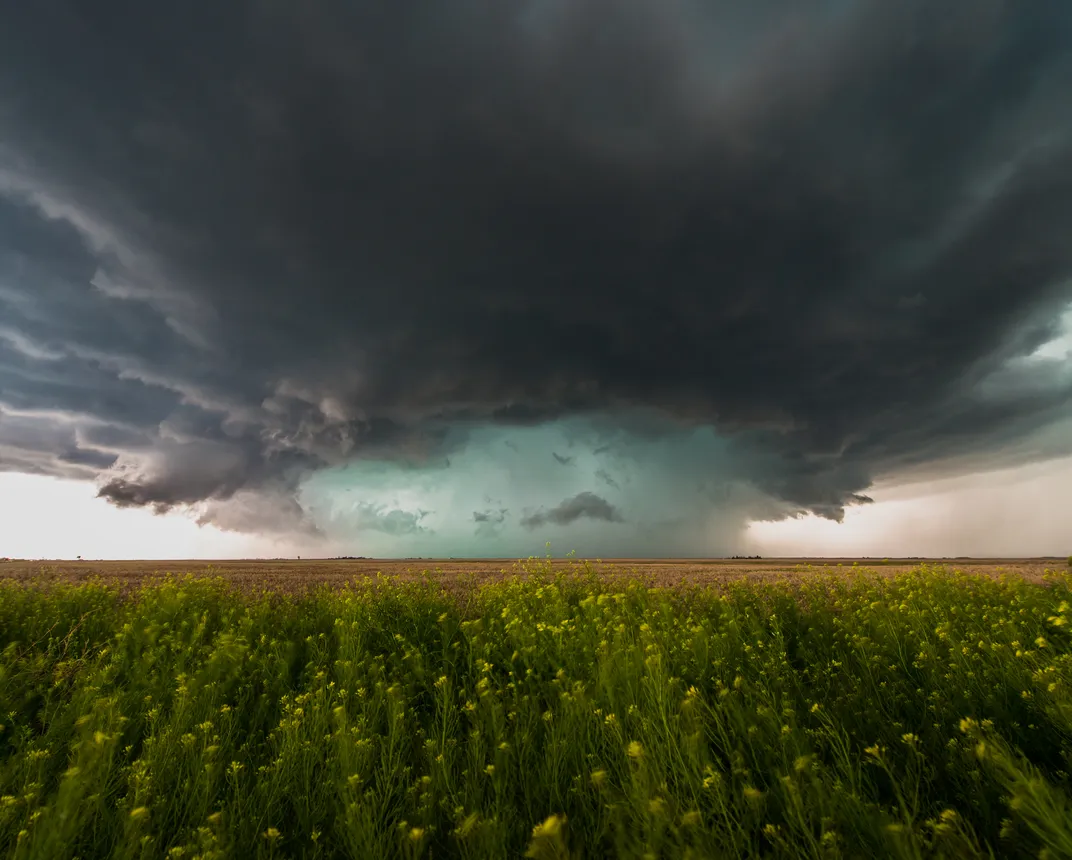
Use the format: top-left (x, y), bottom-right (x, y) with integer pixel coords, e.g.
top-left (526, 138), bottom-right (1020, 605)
top-left (3, 456), bottom-right (1070, 560)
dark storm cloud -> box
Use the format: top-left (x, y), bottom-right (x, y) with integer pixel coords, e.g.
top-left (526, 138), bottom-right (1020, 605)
top-left (2, 0), bottom-right (1072, 532)
top-left (521, 492), bottom-right (626, 530)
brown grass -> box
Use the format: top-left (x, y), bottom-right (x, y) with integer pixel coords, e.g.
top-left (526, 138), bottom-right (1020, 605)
top-left (0, 556), bottom-right (1061, 596)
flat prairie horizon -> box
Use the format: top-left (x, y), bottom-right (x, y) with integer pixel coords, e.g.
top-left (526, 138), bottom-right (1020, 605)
top-left (2, 556), bottom-right (1065, 562)
top-left (1, 556), bottom-right (1064, 592)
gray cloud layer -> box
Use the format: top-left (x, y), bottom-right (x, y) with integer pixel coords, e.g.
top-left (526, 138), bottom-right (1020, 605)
top-left (1, 0), bottom-right (1072, 539)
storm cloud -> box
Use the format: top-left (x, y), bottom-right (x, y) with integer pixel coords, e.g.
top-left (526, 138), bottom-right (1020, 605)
top-left (520, 492), bottom-right (626, 530)
top-left (472, 507), bottom-right (510, 538)
top-left (2, 0), bottom-right (1072, 545)
top-left (345, 503), bottom-right (432, 537)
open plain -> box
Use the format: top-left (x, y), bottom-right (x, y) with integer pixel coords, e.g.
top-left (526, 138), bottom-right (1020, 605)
top-left (0, 556), bottom-right (1062, 594)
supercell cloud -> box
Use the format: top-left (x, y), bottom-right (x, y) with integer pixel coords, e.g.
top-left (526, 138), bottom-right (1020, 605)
top-left (1, 0), bottom-right (1072, 553)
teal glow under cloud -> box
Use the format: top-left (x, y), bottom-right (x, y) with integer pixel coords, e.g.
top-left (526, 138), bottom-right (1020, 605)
top-left (298, 419), bottom-right (763, 557)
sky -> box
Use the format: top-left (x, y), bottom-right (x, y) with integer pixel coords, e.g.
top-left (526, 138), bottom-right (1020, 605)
top-left (1, 0), bottom-right (1071, 560)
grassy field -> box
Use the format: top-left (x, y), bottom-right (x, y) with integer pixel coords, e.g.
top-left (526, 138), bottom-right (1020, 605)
top-left (0, 561), bottom-right (1069, 858)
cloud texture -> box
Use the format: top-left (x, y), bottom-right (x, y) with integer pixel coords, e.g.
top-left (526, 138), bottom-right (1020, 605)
top-left (520, 492), bottom-right (626, 530)
top-left (1, 0), bottom-right (1072, 548)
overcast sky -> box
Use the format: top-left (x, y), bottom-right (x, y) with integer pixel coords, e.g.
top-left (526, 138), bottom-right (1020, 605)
top-left (1, 0), bottom-right (1071, 559)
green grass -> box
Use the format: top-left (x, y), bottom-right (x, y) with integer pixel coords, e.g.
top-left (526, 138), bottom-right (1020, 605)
top-left (0, 563), bottom-right (1070, 859)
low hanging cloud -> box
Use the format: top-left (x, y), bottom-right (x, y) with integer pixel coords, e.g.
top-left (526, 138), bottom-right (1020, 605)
top-left (345, 504), bottom-right (431, 536)
top-left (195, 491), bottom-right (321, 537)
top-left (472, 507), bottom-right (509, 537)
top-left (0, 0), bottom-right (1071, 546)
top-left (520, 492), bottom-right (626, 530)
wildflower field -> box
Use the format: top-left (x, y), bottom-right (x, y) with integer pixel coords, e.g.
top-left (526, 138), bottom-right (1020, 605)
top-left (0, 563), bottom-right (1069, 859)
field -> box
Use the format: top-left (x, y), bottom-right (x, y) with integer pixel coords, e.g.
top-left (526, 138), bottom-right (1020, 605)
top-left (0, 556), bottom-right (1060, 594)
top-left (0, 558), bottom-right (1069, 859)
